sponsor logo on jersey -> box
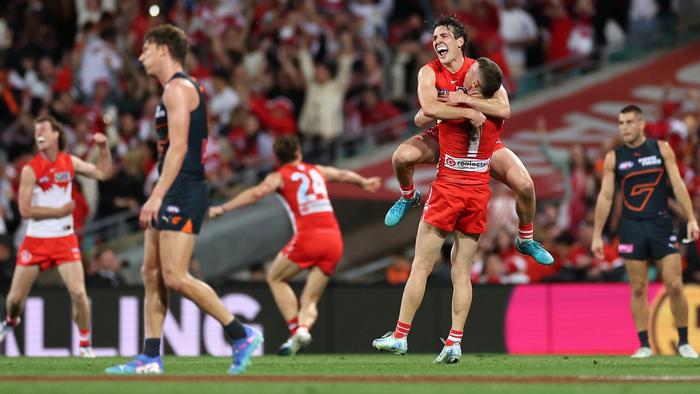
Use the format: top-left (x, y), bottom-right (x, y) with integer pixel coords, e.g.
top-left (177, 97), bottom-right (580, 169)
top-left (638, 155), bottom-right (661, 167)
top-left (38, 176), bottom-right (50, 184)
top-left (618, 161), bottom-right (634, 170)
top-left (54, 171), bottom-right (71, 182)
top-left (443, 154), bottom-right (489, 172)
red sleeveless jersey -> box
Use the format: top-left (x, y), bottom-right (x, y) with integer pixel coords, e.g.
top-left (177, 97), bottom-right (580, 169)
top-left (277, 162), bottom-right (340, 233)
top-left (26, 152), bottom-right (75, 237)
top-left (426, 57), bottom-right (504, 185)
top-left (426, 57), bottom-right (474, 126)
top-left (436, 117), bottom-right (503, 186)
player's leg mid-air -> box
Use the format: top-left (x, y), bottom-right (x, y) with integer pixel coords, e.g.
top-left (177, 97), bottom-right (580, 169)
top-left (385, 132), bottom-right (553, 265)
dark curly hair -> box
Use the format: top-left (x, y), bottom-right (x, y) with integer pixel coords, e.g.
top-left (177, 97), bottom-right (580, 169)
top-left (432, 15), bottom-right (469, 55)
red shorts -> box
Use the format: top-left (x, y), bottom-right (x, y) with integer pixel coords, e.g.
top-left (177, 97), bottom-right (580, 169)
top-left (422, 181), bottom-right (491, 234)
top-left (282, 229), bottom-right (343, 275)
top-left (17, 234), bottom-right (82, 271)
top-left (421, 127), bottom-right (507, 152)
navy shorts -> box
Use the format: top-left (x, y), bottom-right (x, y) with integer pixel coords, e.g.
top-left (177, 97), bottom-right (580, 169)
top-left (618, 216), bottom-right (679, 260)
top-left (155, 180), bottom-right (208, 235)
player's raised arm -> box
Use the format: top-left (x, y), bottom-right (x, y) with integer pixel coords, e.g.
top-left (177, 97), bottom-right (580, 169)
top-left (316, 166), bottom-right (381, 193)
top-left (659, 140), bottom-right (700, 241)
top-left (209, 172), bottom-right (284, 218)
top-left (71, 133), bottom-right (113, 181)
top-left (18, 165), bottom-right (74, 220)
top-left (591, 151), bottom-right (617, 259)
top-left (417, 66), bottom-right (485, 126)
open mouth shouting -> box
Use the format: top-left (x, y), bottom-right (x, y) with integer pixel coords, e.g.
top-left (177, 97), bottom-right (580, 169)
top-left (436, 44), bottom-right (449, 58)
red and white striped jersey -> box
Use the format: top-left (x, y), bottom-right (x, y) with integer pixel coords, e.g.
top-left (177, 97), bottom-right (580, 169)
top-left (277, 162), bottom-right (340, 233)
top-left (25, 152), bottom-right (75, 237)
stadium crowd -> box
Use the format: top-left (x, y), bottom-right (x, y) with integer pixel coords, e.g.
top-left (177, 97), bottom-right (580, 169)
top-left (0, 0), bottom-right (698, 291)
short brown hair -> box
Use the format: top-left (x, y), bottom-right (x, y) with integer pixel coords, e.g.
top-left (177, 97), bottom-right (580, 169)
top-left (144, 24), bottom-right (189, 65)
top-left (273, 135), bottom-right (300, 165)
top-left (34, 115), bottom-right (66, 151)
top-left (620, 105), bottom-right (643, 116)
top-left (476, 57), bottom-right (503, 98)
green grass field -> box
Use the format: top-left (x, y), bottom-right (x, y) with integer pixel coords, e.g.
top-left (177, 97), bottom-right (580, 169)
top-left (1, 354), bottom-right (699, 394)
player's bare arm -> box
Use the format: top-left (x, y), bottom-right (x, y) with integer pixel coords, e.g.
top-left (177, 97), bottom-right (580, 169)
top-left (441, 85), bottom-right (511, 119)
top-left (591, 151), bottom-right (617, 259)
top-left (209, 172), bottom-right (284, 218)
top-left (316, 166), bottom-right (381, 192)
top-left (18, 165), bottom-right (74, 220)
top-left (414, 109), bottom-right (436, 128)
top-left (139, 80), bottom-right (194, 228)
top-left (417, 66), bottom-right (485, 126)
top-left (658, 140), bottom-right (700, 240)
top-left (71, 133), bottom-right (113, 181)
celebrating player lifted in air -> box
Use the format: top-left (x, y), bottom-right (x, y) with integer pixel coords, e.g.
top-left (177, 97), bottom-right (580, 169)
top-left (374, 52), bottom-right (505, 363)
top-left (592, 105), bottom-right (699, 359)
top-left (210, 135), bottom-right (380, 356)
top-left (0, 116), bottom-right (112, 357)
top-left (383, 16), bottom-right (553, 266)
top-left (106, 25), bottom-right (262, 375)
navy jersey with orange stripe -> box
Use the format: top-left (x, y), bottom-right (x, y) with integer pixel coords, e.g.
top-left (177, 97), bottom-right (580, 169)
top-left (614, 139), bottom-right (671, 219)
top-left (153, 71), bottom-right (209, 235)
top-left (155, 72), bottom-right (208, 182)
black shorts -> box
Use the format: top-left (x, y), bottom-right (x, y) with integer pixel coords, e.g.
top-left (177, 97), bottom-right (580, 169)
top-left (618, 215), bottom-right (679, 260)
top-left (155, 180), bottom-right (208, 235)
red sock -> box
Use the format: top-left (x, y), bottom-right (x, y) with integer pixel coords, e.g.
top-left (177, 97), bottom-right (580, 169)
top-left (400, 184), bottom-right (416, 200)
top-left (518, 223), bottom-right (534, 241)
top-left (287, 317), bottom-right (299, 335)
top-left (393, 321), bottom-right (411, 339)
top-left (445, 329), bottom-right (463, 346)
top-left (4, 316), bottom-right (18, 327)
top-left (79, 329), bottom-right (91, 347)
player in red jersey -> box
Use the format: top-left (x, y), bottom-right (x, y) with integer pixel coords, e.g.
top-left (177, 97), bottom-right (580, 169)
top-left (374, 57), bottom-right (505, 363)
top-left (209, 135), bottom-right (380, 356)
top-left (384, 16), bottom-right (553, 265)
top-left (0, 115), bottom-right (112, 357)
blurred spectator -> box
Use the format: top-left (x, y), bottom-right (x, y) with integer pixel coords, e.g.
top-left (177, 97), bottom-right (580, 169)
top-left (209, 69), bottom-right (241, 133)
top-left (386, 254), bottom-right (410, 285)
top-left (356, 85), bottom-right (405, 144)
top-left (297, 33), bottom-right (354, 163)
top-left (78, 20), bottom-right (122, 98)
top-left (86, 245), bottom-right (126, 288)
top-left (627, 0), bottom-right (659, 48)
top-left (538, 117), bottom-right (594, 236)
top-left (500, 0), bottom-right (538, 79)
top-left (0, 234), bottom-right (14, 294)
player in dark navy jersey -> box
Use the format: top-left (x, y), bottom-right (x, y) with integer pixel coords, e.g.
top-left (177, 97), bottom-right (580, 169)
top-left (106, 24), bottom-right (261, 376)
top-left (592, 105), bottom-right (699, 359)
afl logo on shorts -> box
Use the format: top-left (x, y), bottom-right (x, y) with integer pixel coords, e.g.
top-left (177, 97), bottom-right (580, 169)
top-left (20, 250), bottom-right (32, 263)
top-left (166, 205), bottom-right (180, 214)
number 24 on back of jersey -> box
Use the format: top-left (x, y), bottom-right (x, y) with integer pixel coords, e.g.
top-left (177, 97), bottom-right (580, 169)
top-left (290, 169), bottom-right (333, 216)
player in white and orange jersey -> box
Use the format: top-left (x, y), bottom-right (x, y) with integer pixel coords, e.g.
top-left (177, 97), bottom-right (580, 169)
top-left (209, 135), bottom-right (380, 356)
top-left (0, 115), bottom-right (112, 357)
